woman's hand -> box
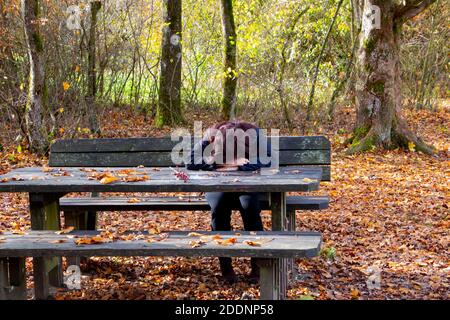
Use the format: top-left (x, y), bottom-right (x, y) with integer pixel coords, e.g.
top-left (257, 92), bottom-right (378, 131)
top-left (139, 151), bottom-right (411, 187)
top-left (235, 158), bottom-right (249, 166)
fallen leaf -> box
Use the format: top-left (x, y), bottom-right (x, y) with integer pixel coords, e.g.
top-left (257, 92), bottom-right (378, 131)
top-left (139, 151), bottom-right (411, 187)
top-left (51, 239), bottom-right (66, 244)
top-left (243, 240), bottom-right (262, 247)
top-left (214, 237), bottom-right (237, 246)
top-left (11, 230), bottom-right (27, 235)
top-left (127, 198), bottom-right (141, 203)
top-left (189, 240), bottom-right (206, 248)
top-left (351, 288), bottom-right (360, 299)
top-left (198, 283), bottom-right (208, 293)
top-left (122, 175), bottom-right (149, 183)
top-left (55, 226), bottom-right (75, 234)
top-left (188, 232), bottom-right (204, 237)
top-left (148, 227), bottom-right (160, 235)
top-left (100, 176), bottom-right (119, 184)
top-left (62, 81), bottom-right (71, 91)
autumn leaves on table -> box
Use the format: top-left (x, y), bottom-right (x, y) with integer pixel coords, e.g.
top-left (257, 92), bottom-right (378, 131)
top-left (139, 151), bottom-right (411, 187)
top-left (0, 228), bottom-right (274, 248)
top-left (0, 167), bottom-right (189, 184)
top-left (187, 232), bottom-right (273, 248)
top-left (0, 167), bottom-right (319, 185)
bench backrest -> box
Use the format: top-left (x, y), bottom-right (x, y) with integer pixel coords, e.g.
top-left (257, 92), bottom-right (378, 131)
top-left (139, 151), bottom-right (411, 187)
top-left (49, 136), bottom-right (331, 180)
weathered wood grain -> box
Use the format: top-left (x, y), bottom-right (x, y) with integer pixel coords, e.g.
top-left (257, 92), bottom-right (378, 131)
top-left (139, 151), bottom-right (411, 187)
top-left (49, 149), bottom-right (330, 167)
top-left (58, 195), bottom-right (329, 212)
top-left (29, 193), bottom-right (64, 299)
top-left (50, 136), bottom-right (331, 153)
top-left (0, 166), bottom-right (323, 193)
top-left (0, 257), bottom-right (26, 300)
top-left (0, 231), bottom-right (322, 259)
top-left (257, 258), bottom-right (281, 300)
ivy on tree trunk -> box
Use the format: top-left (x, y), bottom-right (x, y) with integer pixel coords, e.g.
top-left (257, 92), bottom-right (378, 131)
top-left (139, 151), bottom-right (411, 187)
top-left (22, 0), bottom-right (47, 154)
top-left (220, 0), bottom-right (237, 120)
top-left (347, 0), bottom-right (436, 155)
top-left (86, 1), bottom-right (102, 136)
top-left (156, 0), bottom-right (183, 127)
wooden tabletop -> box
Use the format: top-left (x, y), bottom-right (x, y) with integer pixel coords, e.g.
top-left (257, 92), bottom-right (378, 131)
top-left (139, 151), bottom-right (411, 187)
top-left (0, 166), bottom-right (322, 193)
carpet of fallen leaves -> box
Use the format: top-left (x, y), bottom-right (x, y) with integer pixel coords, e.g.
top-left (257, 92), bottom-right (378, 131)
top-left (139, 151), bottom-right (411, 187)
top-left (0, 103), bottom-right (448, 300)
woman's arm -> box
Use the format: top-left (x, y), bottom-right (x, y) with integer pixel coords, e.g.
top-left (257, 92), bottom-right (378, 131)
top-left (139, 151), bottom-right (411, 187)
top-left (238, 128), bottom-right (272, 171)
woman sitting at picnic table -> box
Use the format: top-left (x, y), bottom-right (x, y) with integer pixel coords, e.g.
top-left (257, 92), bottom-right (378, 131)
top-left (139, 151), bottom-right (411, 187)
top-left (186, 120), bottom-right (271, 283)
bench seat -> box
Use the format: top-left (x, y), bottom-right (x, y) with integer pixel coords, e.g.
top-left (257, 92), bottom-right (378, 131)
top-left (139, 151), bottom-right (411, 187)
top-left (59, 196), bottom-right (330, 212)
top-left (0, 230), bottom-right (321, 299)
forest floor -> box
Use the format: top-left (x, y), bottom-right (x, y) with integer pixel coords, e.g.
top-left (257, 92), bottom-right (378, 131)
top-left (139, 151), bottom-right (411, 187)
top-left (0, 104), bottom-right (448, 300)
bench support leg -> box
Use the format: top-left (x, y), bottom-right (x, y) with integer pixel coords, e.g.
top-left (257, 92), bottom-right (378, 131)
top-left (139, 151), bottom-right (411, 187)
top-left (64, 211), bottom-right (89, 267)
top-left (257, 258), bottom-right (281, 300)
top-left (30, 193), bottom-right (64, 300)
top-left (286, 208), bottom-right (296, 281)
top-left (270, 192), bottom-right (288, 299)
top-left (87, 192), bottom-right (99, 230)
top-left (0, 258), bottom-right (27, 300)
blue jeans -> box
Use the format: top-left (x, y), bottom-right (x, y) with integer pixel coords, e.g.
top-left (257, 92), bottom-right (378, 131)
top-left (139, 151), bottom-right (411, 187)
top-left (205, 192), bottom-right (264, 231)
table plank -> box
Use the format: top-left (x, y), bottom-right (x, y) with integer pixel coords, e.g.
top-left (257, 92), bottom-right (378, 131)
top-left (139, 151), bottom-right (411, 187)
top-left (0, 231), bottom-right (322, 259)
top-left (0, 166), bottom-right (322, 193)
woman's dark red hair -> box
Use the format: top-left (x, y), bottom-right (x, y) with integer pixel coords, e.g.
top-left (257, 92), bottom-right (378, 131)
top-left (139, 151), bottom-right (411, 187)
top-left (207, 120), bottom-right (258, 163)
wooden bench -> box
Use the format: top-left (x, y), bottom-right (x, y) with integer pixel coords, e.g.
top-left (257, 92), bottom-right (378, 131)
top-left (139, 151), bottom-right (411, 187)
top-left (0, 231), bottom-right (322, 300)
top-left (49, 136), bottom-right (331, 232)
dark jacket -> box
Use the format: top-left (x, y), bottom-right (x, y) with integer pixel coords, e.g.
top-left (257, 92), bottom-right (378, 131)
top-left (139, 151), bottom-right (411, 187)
top-left (186, 128), bottom-right (271, 171)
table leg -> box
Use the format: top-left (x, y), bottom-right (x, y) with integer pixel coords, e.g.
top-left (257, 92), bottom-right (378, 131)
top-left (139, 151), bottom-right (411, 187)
top-left (64, 211), bottom-right (88, 267)
top-left (286, 208), bottom-right (296, 281)
top-left (270, 192), bottom-right (287, 300)
top-left (29, 193), bottom-right (64, 300)
top-left (0, 257), bottom-right (27, 300)
top-left (256, 258), bottom-right (281, 300)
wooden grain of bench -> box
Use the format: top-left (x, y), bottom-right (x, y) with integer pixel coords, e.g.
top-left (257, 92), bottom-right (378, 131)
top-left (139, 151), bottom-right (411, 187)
top-left (0, 231), bottom-right (322, 300)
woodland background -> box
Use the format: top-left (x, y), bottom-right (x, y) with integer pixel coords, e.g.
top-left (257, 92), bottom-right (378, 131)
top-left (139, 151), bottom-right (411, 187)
top-left (0, 0), bottom-right (448, 300)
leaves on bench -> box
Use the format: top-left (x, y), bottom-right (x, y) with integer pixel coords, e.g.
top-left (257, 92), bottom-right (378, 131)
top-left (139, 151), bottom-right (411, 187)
top-left (214, 237), bottom-right (237, 246)
top-left (50, 239), bottom-right (66, 244)
top-left (243, 238), bottom-right (274, 247)
top-left (188, 233), bottom-right (238, 247)
top-left (189, 240), bottom-right (206, 248)
top-left (86, 170), bottom-right (150, 184)
top-left (55, 226), bottom-right (75, 234)
top-left (187, 232), bottom-right (204, 237)
top-left (100, 175), bottom-right (120, 185)
top-left (74, 231), bottom-right (114, 245)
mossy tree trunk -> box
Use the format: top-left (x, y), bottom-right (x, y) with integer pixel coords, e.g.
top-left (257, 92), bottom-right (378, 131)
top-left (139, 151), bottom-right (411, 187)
top-left (347, 0), bottom-right (436, 155)
top-left (220, 0), bottom-right (237, 120)
top-left (22, 0), bottom-right (47, 154)
top-left (156, 0), bottom-right (183, 127)
top-left (86, 1), bottom-right (101, 135)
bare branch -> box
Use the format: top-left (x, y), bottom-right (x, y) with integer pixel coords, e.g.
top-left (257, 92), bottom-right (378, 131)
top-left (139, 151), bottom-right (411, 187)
top-left (395, 0), bottom-right (437, 23)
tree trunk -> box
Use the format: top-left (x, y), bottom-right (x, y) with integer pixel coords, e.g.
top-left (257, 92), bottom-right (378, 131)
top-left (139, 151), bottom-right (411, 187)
top-left (86, 1), bottom-right (101, 135)
top-left (220, 0), bottom-right (237, 120)
top-left (22, 0), bottom-right (47, 154)
top-left (156, 0), bottom-right (183, 127)
top-left (347, 0), bottom-right (434, 154)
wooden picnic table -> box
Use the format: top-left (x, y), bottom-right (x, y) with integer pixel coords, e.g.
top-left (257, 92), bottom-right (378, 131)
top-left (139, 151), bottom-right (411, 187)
top-left (0, 165), bottom-right (322, 299)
